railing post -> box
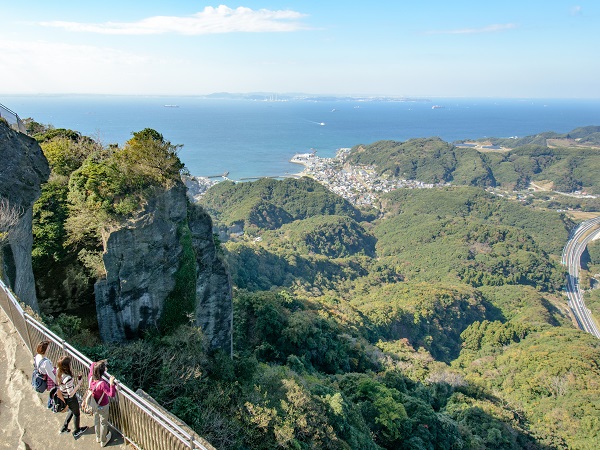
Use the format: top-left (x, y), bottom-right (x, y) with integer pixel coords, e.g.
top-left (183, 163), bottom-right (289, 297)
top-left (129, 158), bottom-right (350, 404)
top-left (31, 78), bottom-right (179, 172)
top-left (6, 293), bottom-right (16, 327)
top-left (24, 316), bottom-right (34, 353)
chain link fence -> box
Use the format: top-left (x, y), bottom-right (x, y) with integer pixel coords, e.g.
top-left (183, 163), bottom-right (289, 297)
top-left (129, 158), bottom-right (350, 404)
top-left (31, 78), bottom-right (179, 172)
top-left (0, 102), bottom-right (27, 133)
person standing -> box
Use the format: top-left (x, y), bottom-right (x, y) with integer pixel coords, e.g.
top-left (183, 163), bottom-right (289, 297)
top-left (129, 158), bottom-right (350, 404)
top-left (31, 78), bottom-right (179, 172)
top-left (88, 360), bottom-right (117, 447)
top-left (57, 355), bottom-right (88, 439)
top-left (34, 340), bottom-right (64, 406)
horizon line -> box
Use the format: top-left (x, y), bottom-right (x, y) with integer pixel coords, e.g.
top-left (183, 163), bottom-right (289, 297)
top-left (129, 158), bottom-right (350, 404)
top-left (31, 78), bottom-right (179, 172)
top-left (2, 93), bottom-right (600, 100)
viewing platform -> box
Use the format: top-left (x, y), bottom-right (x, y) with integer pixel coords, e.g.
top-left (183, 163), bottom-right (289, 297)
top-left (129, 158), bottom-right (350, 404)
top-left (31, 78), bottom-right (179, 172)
top-left (0, 306), bottom-right (128, 449)
top-left (0, 279), bottom-right (215, 450)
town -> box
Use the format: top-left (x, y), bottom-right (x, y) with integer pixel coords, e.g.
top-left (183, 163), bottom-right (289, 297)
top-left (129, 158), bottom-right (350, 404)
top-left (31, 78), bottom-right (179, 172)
top-left (289, 148), bottom-right (441, 206)
top-left (184, 148), bottom-right (444, 207)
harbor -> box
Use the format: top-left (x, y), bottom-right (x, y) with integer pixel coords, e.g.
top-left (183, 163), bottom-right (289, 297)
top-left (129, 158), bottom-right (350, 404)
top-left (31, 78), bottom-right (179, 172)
top-left (184, 147), bottom-right (443, 206)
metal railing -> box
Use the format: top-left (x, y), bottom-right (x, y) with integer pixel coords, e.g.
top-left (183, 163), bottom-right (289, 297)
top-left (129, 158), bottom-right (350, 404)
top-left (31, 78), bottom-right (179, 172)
top-left (0, 102), bottom-right (27, 134)
top-left (0, 279), bottom-right (215, 450)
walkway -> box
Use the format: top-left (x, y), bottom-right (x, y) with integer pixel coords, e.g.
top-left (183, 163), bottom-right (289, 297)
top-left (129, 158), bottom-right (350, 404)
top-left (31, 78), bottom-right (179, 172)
top-left (0, 307), bottom-right (128, 450)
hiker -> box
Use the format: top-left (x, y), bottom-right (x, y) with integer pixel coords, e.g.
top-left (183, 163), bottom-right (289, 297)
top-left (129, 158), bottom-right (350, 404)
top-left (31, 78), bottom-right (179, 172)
top-left (88, 360), bottom-right (117, 447)
top-left (57, 355), bottom-right (88, 439)
top-left (34, 340), bottom-right (64, 406)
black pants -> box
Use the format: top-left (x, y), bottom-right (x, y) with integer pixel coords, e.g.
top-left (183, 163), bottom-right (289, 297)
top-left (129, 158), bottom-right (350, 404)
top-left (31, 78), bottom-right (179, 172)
top-left (63, 395), bottom-right (81, 431)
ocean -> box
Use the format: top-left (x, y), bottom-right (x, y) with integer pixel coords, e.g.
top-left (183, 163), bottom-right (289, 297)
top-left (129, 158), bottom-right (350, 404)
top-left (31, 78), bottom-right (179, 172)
top-left (3, 95), bottom-right (600, 180)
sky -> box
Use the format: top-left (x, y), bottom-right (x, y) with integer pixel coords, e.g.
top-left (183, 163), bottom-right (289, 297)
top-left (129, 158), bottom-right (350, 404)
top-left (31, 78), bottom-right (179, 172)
top-left (1, 1), bottom-right (599, 98)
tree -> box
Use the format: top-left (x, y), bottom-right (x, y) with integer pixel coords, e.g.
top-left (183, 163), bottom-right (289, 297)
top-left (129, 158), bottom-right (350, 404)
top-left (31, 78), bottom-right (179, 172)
top-left (118, 128), bottom-right (184, 187)
top-left (0, 197), bottom-right (23, 243)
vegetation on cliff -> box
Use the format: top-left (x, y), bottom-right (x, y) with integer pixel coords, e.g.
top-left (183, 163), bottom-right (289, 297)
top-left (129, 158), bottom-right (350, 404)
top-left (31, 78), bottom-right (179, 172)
top-left (31, 125), bottom-right (186, 317)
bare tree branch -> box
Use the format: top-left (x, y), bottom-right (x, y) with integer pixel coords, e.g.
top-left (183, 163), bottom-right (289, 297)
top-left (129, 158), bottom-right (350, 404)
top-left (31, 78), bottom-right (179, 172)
top-left (0, 198), bottom-right (23, 243)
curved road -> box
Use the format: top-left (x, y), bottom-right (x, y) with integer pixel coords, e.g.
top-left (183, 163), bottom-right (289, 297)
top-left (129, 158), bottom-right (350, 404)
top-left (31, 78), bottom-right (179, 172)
top-left (561, 216), bottom-right (600, 338)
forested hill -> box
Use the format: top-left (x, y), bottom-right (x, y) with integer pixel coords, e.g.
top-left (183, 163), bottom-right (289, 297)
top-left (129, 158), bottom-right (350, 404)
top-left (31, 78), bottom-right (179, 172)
top-left (346, 137), bottom-right (495, 187)
top-left (346, 125), bottom-right (600, 194)
top-left (193, 174), bottom-right (600, 449)
top-left (201, 177), bottom-right (369, 230)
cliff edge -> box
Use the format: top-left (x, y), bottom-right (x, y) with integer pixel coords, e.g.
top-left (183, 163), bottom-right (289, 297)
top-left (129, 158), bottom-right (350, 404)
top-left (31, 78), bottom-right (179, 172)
top-left (0, 121), bottom-right (50, 311)
top-left (95, 182), bottom-right (232, 352)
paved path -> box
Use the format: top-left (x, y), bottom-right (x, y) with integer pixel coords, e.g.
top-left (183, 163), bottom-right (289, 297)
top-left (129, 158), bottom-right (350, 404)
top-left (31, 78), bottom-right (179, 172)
top-left (0, 307), bottom-right (128, 450)
top-left (562, 216), bottom-right (600, 338)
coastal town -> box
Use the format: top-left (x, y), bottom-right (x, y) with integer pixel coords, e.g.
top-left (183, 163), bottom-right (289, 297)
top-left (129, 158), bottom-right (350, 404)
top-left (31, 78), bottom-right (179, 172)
top-left (289, 148), bottom-right (440, 206)
top-left (185, 146), bottom-right (598, 210)
top-left (184, 148), bottom-right (442, 206)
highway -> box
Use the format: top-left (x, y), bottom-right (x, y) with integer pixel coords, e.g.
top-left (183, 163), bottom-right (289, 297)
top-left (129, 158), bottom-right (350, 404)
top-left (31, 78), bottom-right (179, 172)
top-left (561, 216), bottom-right (600, 338)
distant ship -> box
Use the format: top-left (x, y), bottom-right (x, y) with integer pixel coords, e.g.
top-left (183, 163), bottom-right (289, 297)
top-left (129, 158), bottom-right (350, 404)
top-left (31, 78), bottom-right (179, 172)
top-left (431, 105), bottom-right (444, 109)
top-left (164, 104), bottom-right (179, 108)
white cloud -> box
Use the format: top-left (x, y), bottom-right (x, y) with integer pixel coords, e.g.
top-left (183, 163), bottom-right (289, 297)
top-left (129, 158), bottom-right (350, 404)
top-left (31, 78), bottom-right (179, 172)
top-left (571, 6), bottom-right (582, 16)
top-left (0, 39), bottom-right (157, 93)
top-left (0, 39), bottom-right (150, 67)
top-left (427, 23), bottom-right (517, 35)
top-left (39, 5), bottom-right (309, 35)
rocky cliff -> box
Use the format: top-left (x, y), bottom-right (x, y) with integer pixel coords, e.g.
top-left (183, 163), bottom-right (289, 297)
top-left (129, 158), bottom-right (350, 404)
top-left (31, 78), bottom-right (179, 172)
top-left (0, 121), bottom-right (50, 310)
top-left (95, 182), bottom-right (232, 353)
top-left (188, 204), bottom-right (233, 354)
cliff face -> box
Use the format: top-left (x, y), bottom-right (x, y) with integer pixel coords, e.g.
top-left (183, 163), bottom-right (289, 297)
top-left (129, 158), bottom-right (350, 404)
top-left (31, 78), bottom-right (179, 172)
top-left (95, 185), bottom-right (187, 341)
top-left (95, 183), bottom-right (232, 353)
top-left (188, 204), bottom-right (233, 354)
top-left (0, 122), bottom-right (50, 310)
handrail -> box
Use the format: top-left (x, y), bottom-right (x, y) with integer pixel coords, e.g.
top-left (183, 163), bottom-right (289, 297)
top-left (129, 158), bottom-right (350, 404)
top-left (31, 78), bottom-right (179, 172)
top-left (0, 278), bottom-right (214, 450)
top-left (0, 102), bottom-right (27, 134)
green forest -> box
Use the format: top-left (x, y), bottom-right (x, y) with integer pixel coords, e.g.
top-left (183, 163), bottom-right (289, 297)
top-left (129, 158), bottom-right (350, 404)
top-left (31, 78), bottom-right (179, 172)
top-left (346, 126), bottom-right (600, 194)
top-left (26, 122), bottom-right (600, 449)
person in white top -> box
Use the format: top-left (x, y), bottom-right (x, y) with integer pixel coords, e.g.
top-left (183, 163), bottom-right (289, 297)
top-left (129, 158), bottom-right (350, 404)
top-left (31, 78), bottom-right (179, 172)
top-left (34, 340), bottom-right (64, 405)
top-left (57, 355), bottom-right (88, 439)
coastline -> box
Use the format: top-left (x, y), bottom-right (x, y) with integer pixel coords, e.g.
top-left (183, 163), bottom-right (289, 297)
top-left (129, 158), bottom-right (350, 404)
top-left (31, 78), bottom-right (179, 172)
top-left (289, 152), bottom-right (314, 178)
top-left (185, 147), bottom-right (442, 207)
top-left (8, 96), bottom-right (600, 181)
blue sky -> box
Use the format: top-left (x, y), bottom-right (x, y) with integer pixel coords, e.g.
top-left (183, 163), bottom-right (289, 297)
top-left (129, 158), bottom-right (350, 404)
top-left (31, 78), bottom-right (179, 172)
top-left (1, 1), bottom-right (598, 97)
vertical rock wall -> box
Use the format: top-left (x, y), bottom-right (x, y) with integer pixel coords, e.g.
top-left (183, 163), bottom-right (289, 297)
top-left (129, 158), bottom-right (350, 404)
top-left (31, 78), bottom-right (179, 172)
top-left (96, 184), bottom-right (233, 353)
top-left (189, 204), bottom-right (233, 354)
top-left (7, 208), bottom-right (38, 310)
top-left (95, 185), bottom-right (187, 341)
top-left (0, 122), bottom-right (50, 310)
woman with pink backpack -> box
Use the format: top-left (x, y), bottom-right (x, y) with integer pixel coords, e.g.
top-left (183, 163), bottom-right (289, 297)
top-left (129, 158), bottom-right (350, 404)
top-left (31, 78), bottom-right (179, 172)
top-left (88, 360), bottom-right (117, 447)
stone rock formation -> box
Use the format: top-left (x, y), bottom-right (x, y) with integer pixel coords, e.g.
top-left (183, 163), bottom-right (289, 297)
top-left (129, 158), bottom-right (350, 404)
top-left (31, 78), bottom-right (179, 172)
top-left (188, 204), bottom-right (233, 354)
top-left (95, 184), bottom-right (187, 341)
top-left (95, 182), bottom-right (232, 353)
top-left (0, 121), bottom-right (50, 310)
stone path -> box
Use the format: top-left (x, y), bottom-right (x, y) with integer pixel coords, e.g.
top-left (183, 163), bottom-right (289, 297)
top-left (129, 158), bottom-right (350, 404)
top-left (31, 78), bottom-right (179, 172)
top-left (0, 308), bottom-right (128, 449)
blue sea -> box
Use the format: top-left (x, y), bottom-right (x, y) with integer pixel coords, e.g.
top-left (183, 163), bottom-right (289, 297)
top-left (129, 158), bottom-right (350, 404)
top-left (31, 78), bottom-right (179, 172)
top-left (3, 95), bottom-right (600, 180)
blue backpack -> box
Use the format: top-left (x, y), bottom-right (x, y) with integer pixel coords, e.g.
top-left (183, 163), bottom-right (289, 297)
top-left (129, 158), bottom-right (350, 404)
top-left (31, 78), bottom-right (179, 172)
top-left (32, 357), bottom-right (48, 393)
